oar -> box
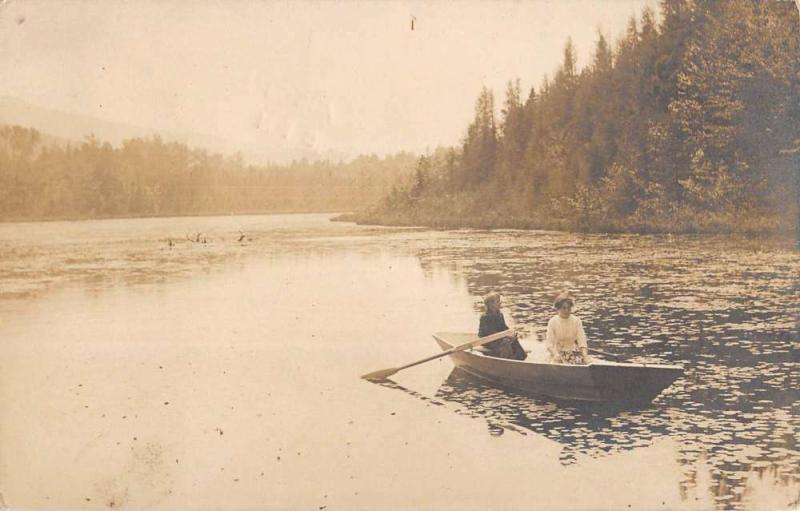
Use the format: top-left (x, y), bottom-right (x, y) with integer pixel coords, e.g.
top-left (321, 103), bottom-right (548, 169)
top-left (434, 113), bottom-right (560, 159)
top-left (361, 329), bottom-right (513, 381)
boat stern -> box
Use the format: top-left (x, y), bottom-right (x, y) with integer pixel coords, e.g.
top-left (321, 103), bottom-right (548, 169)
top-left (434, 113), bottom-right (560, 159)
top-left (589, 362), bottom-right (684, 404)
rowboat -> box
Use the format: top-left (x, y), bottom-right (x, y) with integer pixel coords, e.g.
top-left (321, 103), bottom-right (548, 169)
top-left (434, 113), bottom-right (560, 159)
top-left (433, 332), bottom-right (683, 404)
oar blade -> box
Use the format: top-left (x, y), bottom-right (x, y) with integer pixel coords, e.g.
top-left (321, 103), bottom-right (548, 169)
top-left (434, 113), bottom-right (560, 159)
top-left (361, 367), bottom-right (398, 381)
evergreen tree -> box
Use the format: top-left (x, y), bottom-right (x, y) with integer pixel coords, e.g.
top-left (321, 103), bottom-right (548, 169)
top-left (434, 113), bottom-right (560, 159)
top-left (499, 79), bottom-right (529, 187)
top-left (461, 87), bottom-right (498, 185)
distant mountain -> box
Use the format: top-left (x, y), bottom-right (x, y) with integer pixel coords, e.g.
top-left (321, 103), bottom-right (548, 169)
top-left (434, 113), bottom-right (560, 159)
top-left (0, 96), bottom-right (158, 146)
top-left (0, 96), bottom-right (348, 164)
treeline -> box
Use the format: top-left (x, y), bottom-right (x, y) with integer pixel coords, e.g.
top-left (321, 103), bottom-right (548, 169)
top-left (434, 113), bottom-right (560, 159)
top-left (0, 126), bottom-right (416, 220)
top-left (358, 0), bottom-right (800, 234)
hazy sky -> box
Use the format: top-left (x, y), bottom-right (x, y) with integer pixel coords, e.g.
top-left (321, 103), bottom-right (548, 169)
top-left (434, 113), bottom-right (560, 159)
top-left (0, 0), bottom-right (659, 162)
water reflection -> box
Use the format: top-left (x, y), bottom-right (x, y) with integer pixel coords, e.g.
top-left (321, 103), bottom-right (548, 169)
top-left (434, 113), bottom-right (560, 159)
top-left (1, 214), bottom-right (797, 509)
top-left (384, 366), bottom-right (797, 510)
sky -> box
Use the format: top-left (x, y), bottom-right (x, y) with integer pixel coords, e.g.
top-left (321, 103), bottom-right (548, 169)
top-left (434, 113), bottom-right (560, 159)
top-left (0, 0), bottom-right (659, 163)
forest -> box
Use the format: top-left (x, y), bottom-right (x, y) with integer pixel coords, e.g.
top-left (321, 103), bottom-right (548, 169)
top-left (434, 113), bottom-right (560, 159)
top-left (356, 0), bottom-right (800, 235)
top-left (2, 0), bottom-right (797, 234)
top-left (0, 126), bottom-right (415, 221)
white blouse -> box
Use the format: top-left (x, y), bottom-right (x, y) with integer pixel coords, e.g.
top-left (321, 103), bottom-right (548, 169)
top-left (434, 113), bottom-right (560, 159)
top-left (545, 314), bottom-right (588, 358)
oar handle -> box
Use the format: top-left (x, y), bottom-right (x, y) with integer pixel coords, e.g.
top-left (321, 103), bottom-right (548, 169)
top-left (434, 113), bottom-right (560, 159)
top-left (395, 329), bottom-right (513, 372)
top-left (361, 329), bottom-right (515, 381)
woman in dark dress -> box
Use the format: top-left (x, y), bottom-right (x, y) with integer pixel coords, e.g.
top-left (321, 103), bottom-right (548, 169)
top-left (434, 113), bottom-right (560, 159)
top-left (478, 292), bottom-right (527, 360)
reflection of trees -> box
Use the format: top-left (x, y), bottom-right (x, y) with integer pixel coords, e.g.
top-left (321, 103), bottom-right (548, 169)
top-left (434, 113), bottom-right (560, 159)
top-left (386, 367), bottom-right (798, 510)
top-left (672, 408), bottom-right (798, 511)
top-left (434, 368), bottom-right (672, 465)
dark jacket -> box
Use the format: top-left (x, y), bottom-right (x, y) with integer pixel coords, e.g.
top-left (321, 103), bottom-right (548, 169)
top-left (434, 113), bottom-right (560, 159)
top-left (479, 311), bottom-right (510, 339)
top-left (478, 311), bottom-right (526, 361)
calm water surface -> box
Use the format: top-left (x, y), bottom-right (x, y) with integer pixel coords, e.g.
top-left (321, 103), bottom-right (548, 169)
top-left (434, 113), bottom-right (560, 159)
top-left (0, 213), bottom-right (797, 510)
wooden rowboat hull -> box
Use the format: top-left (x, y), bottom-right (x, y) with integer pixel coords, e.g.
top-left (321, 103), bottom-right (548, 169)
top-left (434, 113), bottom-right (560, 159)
top-left (434, 332), bottom-right (683, 404)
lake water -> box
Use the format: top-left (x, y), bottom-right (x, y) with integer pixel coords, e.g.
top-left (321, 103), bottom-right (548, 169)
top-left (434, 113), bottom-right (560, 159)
top-left (0, 213), bottom-right (797, 510)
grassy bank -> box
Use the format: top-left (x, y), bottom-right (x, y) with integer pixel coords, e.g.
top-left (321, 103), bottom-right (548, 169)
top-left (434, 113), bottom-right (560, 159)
top-left (341, 206), bottom-right (797, 239)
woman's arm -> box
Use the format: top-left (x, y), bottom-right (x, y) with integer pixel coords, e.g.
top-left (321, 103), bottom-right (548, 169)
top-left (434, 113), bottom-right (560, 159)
top-left (499, 310), bottom-right (519, 339)
top-left (575, 316), bottom-right (588, 358)
top-left (545, 317), bottom-right (557, 358)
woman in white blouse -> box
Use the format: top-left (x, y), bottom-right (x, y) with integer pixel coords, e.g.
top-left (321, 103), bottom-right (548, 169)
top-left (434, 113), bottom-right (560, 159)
top-left (545, 292), bottom-right (589, 364)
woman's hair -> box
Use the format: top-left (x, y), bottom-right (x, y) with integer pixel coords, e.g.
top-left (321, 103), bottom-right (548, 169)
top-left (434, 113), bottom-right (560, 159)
top-left (553, 292), bottom-right (575, 309)
top-left (483, 291), bottom-right (501, 309)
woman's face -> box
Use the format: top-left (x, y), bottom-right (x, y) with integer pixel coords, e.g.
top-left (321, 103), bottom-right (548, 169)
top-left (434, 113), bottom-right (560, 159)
top-left (558, 301), bottom-right (572, 318)
top-left (489, 297), bottom-right (502, 312)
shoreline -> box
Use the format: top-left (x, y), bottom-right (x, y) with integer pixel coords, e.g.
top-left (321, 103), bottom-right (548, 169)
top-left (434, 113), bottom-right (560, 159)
top-left (333, 213), bottom-right (799, 242)
top-left (2, 209), bottom-right (797, 244)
